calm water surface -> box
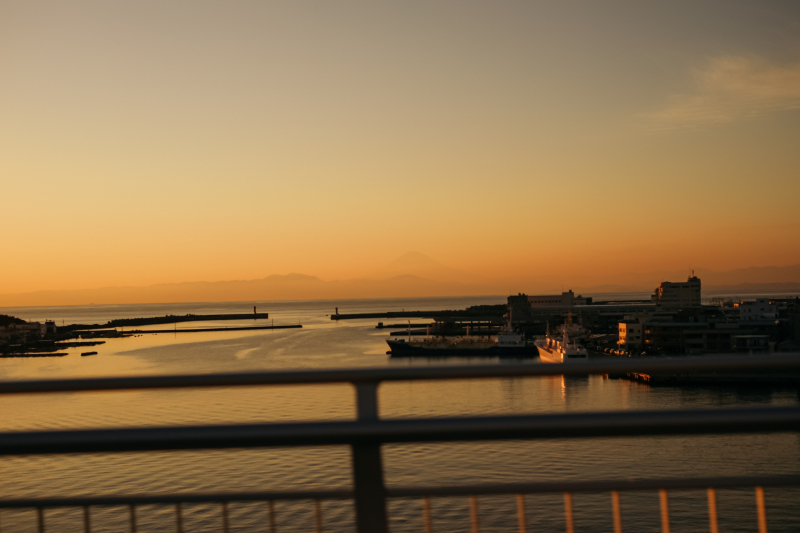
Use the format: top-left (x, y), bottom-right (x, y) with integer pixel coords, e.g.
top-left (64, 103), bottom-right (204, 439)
top-left (1, 296), bottom-right (798, 532)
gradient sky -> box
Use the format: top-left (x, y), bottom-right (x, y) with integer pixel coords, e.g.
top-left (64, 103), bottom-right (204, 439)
top-left (2, 0), bottom-right (799, 295)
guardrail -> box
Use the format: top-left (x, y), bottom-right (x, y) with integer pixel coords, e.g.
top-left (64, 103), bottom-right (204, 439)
top-left (1, 354), bottom-right (799, 533)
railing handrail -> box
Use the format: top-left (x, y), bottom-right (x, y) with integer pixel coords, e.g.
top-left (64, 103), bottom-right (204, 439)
top-left (2, 406), bottom-right (799, 455)
top-left (1, 353), bottom-right (799, 394)
top-left (2, 475), bottom-right (799, 509)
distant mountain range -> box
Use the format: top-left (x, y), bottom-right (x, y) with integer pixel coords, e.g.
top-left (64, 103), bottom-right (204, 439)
top-left (0, 272), bottom-right (482, 307)
top-left (1, 253), bottom-right (799, 307)
top-left (368, 251), bottom-right (479, 284)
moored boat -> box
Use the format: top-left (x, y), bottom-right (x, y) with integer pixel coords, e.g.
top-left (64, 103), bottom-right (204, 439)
top-left (387, 323), bottom-right (535, 358)
top-left (534, 322), bottom-right (588, 363)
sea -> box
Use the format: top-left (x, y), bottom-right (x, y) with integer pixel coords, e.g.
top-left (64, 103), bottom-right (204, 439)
top-left (1, 294), bottom-right (799, 532)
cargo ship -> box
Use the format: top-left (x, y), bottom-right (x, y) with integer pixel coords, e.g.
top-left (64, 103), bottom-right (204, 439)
top-left (387, 325), bottom-right (535, 358)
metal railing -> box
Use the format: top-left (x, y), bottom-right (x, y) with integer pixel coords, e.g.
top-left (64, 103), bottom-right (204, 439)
top-left (1, 354), bottom-right (799, 533)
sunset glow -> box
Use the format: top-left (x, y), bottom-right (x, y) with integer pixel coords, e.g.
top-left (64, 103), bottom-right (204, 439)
top-left (2, 1), bottom-right (799, 304)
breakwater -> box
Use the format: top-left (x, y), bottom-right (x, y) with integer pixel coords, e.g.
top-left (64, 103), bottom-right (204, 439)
top-left (333, 311), bottom-right (461, 320)
top-left (375, 323), bottom-right (433, 329)
top-left (1, 352), bottom-right (67, 358)
top-left (331, 304), bottom-right (505, 321)
top-left (63, 313), bottom-right (270, 332)
top-left (128, 324), bottom-right (302, 335)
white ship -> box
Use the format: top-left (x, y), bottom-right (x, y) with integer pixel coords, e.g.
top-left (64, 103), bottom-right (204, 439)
top-left (535, 321), bottom-right (588, 363)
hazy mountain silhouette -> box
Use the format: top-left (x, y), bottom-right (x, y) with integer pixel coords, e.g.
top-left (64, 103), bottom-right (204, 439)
top-left (696, 264), bottom-right (800, 287)
top-left (370, 252), bottom-right (479, 284)
top-left (1, 259), bottom-right (799, 307)
top-left (0, 271), bottom-right (482, 306)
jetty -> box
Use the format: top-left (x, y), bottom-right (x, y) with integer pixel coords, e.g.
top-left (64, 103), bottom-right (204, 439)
top-left (331, 304), bottom-right (506, 321)
top-left (127, 324), bottom-right (302, 335)
top-left (333, 311), bottom-right (455, 320)
top-left (62, 313), bottom-right (270, 332)
top-left (375, 323), bottom-right (433, 329)
top-left (1, 352), bottom-right (68, 358)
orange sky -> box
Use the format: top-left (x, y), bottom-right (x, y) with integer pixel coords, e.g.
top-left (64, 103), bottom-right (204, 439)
top-left (2, 1), bottom-right (799, 299)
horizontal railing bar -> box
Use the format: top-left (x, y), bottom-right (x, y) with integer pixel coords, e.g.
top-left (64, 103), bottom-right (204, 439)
top-left (1, 354), bottom-right (798, 395)
top-left (387, 475), bottom-right (800, 497)
top-left (0, 490), bottom-right (353, 508)
top-left (1, 406), bottom-right (798, 455)
top-left (1, 475), bottom-right (797, 509)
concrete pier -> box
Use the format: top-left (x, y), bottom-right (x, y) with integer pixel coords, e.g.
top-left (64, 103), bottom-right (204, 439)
top-left (127, 324), bottom-right (302, 335)
top-left (63, 313), bottom-right (271, 333)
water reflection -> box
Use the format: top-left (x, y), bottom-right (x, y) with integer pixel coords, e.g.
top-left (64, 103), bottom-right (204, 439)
top-left (1, 298), bottom-right (799, 532)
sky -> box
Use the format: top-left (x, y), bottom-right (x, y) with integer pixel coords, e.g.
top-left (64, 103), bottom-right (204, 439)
top-left (2, 0), bottom-right (799, 298)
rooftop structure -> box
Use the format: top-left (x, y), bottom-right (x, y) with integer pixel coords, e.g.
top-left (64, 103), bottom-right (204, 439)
top-left (529, 290), bottom-right (575, 307)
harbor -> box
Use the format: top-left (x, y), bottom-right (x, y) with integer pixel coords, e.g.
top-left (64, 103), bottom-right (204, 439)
top-left (1, 310), bottom-right (299, 356)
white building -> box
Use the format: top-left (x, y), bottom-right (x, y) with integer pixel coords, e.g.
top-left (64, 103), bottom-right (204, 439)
top-left (618, 320), bottom-right (643, 348)
top-left (738, 298), bottom-right (778, 322)
top-left (652, 276), bottom-right (701, 308)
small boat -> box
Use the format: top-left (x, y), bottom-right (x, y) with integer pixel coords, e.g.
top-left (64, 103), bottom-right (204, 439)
top-left (81, 351), bottom-right (98, 356)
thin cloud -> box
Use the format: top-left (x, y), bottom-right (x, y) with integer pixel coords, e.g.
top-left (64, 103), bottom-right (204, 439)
top-left (645, 56), bottom-right (800, 131)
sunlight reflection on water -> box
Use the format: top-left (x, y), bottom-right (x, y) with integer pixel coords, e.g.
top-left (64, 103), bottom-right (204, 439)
top-left (1, 297), bottom-right (798, 532)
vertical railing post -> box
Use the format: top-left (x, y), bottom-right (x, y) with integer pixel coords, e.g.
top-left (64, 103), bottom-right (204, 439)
top-left (707, 488), bottom-right (718, 533)
top-left (755, 487), bottom-right (768, 533)
top-left (314, 500), bottom-right (324, 533)
top-left (469, 496), bottom-right (480, 533)
top-left (516, 494), bottom-right (526, 533)
top-left (611, 491), bottom-right (622, 533)
top-left (268, 501), bottom-right (276, 533)
top-left (175, 503), bottom-right (183, 533)
top-left (352, 381), bottom-right (389, 533)
top-left (659, 490), bottom-right (670, 533)
top-left (83, 506), bottom-right (91, 533)
top-left (129, 505), bottom-right (137, 533)
top-left (423, 497), bottom-right (433, 533)
top-left (564, 493), bottom-right (574, 533)
top-left (221, 502), bottom-right (229, 533)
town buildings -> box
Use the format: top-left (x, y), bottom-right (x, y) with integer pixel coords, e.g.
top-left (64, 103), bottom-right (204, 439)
top-left (618, 276), bottom-right (798, 355)
top-left (0, 321), bottom-right (56, 346)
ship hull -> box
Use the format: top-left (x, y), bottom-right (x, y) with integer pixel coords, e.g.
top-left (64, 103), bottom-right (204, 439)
top-left (535, 343), bottom-right (589, 364)
top-left (536, 345), bottom-right (564, 363)
top-left (387, 340), bottom-right (536, 358)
